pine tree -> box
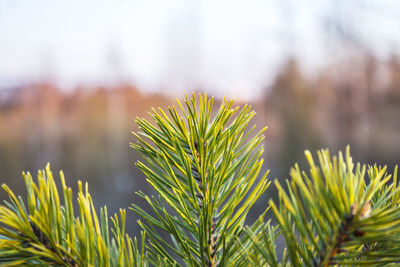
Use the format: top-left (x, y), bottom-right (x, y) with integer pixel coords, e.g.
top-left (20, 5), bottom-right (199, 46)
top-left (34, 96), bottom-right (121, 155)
top-left (0, 93), bottom-right (399, 266)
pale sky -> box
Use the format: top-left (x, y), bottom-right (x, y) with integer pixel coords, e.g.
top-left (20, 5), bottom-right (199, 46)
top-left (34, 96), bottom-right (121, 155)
top-left (0, 0), bottom-right (399, 99)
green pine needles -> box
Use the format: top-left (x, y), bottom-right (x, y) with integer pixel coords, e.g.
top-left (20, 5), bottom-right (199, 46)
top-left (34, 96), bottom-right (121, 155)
top-left (130, 94), bottom-right (270, 266)
top-left (247, 148), bottom-right (400, 266)
top-left (0, 164), bottom-right (146, 267)
top-left (1, 93), bottom-right (400, 266)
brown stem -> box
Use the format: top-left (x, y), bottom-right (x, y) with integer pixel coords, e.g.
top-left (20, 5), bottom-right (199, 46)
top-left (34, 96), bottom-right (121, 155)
top-left (318, 203), bottom-right (368, 267)
top-left (189, 142), bottom-right (219, 267)
top-left (28, 220), bottom-right (78, 266)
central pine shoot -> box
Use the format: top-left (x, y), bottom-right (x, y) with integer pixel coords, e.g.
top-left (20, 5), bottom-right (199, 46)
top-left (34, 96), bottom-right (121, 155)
top-left (131, 93), bottom-right (270, 266)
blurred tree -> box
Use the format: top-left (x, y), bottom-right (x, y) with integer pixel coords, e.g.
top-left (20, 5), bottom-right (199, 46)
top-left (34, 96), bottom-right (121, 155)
top-left (266, 59), bottom-right (320, 174)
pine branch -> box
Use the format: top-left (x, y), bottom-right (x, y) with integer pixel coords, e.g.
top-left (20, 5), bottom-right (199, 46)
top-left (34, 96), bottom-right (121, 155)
top-left (131, 93), bottom-right (270, 266)
top-left (249, 146), bottom-right (400, 266)
top-left (0, 164), bottom-right (146, 267)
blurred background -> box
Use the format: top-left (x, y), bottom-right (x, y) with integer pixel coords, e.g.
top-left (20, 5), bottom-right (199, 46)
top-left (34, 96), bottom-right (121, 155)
top-left (1, 0), bottom-right (400, 237)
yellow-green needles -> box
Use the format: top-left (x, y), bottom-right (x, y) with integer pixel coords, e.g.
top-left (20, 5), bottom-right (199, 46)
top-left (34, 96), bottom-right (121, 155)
top-left (0, 164), bottom-right (146, 267)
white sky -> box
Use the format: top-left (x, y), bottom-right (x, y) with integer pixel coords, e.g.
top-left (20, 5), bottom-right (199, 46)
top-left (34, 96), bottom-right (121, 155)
top-left (0, 0), bottom-right (399, 99)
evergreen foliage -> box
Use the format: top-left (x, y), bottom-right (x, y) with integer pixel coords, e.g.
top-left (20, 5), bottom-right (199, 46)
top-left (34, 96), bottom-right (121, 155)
top-left (0, 93), bottom-right (399, 266)
top-left (247, 148), bottom-right (400, 266)
top-left (130, 93), bottom-right (270, 266)
top-left (0, 165), bottom-right (145, 266)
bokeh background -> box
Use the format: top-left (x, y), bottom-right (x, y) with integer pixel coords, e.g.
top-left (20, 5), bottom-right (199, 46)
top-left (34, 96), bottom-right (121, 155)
top-left (1, 0), bottom-right (400, 238)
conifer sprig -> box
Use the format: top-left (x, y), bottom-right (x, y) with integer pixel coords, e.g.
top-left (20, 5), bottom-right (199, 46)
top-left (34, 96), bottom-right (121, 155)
top-left (130, 93), bottom-right (270, 266)
top-left (248, 147), bottom-right (400, 266)
top-left (0, 164), bottom-right (145, 267)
